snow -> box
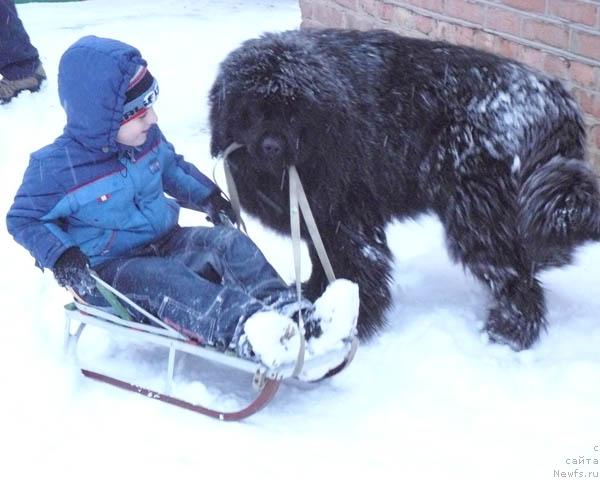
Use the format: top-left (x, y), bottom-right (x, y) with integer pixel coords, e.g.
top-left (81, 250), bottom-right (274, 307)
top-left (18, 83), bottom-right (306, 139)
top-left (1, 1), bottom-right (599, 479)
top-left (512, 154), bottom-right (521, 173)
top-left (244, 278), bottom-right (358, 369)
top-left (243, 310), bottom-right (300, 367)
top-left (309, 278), bottom-right (359, 356)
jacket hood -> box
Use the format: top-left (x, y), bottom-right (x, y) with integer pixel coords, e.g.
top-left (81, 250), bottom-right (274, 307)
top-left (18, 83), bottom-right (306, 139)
top-left (58, 36), bottom-right (146, 153)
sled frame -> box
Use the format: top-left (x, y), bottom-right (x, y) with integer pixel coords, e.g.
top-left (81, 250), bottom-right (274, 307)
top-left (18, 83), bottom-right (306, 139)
top-left (64, 301), bottom-right (357, 421)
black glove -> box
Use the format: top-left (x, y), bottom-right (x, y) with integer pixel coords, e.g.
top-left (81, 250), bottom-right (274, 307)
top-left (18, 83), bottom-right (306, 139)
top-left (203, 189), bottom-right (236, 226)
top-left (52, 247), bottom-right (96, 296)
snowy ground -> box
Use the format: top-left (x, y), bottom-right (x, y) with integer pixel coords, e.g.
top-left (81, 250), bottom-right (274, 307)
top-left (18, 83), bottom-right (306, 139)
top-left (1, 1), bottom-right (599, 479)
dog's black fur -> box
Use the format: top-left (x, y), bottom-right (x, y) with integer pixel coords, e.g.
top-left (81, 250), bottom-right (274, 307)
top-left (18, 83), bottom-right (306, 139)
top-left (209, 29), bottom-right (600, 350)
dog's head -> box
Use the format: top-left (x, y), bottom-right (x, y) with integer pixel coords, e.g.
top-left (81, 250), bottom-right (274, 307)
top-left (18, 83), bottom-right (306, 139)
top-left (209, 31), bottom-right (354, 176)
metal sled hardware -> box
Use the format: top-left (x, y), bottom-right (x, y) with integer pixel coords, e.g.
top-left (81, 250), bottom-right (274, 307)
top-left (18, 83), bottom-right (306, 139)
top-left (64, 300), bottom-right (358, 421)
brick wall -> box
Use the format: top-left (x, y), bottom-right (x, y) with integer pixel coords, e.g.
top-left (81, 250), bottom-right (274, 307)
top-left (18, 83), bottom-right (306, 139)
top-left (300, 0), bottom-right (600, 169)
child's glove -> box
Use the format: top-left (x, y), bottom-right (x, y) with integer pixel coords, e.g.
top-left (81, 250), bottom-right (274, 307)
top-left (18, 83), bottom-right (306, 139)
top-left (203, 189), bottom-right (237, 226)
top-left (52, 247), bottom-right (97, 296)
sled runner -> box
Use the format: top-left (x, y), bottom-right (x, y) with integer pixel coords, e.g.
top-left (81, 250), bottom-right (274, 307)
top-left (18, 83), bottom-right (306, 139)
top-left (65, 150), bottom-right (359, 421)
top-left (64, 277), bottom-right (358, 421)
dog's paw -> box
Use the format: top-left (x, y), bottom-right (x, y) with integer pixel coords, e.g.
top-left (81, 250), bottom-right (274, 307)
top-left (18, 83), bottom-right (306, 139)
top-left (484, 305), bottom-right (544, 351)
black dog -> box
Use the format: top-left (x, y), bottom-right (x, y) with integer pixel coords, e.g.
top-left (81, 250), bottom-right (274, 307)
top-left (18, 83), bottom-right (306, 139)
top-left (209, 28), bottom-right (600, 350)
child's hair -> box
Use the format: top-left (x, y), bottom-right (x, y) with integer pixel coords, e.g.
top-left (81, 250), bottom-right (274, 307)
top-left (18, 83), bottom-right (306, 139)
top-left (121, 65), bottom-right (159, 124)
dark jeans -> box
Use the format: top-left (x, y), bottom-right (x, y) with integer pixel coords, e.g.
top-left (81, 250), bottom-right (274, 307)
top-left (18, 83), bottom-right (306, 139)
top-left (0, 0), bottom-right (40, 79)
top-left (95, 226), bottom-right (301, 351)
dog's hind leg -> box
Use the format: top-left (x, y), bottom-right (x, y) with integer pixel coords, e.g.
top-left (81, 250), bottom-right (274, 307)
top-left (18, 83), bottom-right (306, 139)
top-left (437, 158), bottom-right (547, 351)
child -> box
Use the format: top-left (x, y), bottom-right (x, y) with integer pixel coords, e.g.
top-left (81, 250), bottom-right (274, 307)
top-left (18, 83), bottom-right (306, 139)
top-left (6, 36), bottom-right (358, 370)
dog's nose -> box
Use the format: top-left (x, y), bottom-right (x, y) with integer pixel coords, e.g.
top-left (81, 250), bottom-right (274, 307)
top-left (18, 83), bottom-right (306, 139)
top-left (261, 135), bottom-right (284, 158)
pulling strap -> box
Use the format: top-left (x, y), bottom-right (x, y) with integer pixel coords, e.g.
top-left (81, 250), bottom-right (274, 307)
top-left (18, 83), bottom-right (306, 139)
top-left (288, 166), bottom-right (336, 378)
top-left (288, 166), bottom-right (336, 284)
top-left (222, 146), bottom-right (338, 376)
top-left (221, 142), bottom-right (247, 232)
top-left (221, 146), bottom-right (336, 286)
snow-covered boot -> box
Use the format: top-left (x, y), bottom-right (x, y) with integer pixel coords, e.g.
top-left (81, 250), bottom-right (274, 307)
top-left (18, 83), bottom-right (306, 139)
top-left (302, 279), bottom-right (359, 357)
top-left (238, 311), bottom-right (300, 368)
top-left (238, 279), bottom-right (359, 374)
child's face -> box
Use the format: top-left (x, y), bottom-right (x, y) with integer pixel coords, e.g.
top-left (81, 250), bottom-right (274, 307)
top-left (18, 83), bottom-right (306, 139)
top-left (117, 107), bottom-right (158, 147)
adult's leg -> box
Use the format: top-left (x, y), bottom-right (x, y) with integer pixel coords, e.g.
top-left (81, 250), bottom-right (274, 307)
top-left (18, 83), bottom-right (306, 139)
top-left (0, 0), bottom-right (40, 79)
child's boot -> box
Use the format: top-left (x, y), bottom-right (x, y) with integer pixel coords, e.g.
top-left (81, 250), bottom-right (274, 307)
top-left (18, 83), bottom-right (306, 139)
top-left (238, 311), bottom-right (300, 368)
top-left (302, 279), bottom-right (359, 356)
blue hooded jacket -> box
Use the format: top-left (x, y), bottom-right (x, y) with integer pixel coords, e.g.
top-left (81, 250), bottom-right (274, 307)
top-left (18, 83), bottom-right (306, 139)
top-left (6, 36), bottom-right (217, 268)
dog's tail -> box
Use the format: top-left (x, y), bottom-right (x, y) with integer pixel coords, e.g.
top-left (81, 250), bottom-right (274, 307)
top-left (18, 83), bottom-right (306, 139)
top-left (519, 155), bottom-right (600, 265)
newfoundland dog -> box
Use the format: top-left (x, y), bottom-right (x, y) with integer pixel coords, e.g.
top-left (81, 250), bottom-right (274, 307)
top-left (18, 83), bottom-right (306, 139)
top-left (209, 28), bottom-right (600, 350)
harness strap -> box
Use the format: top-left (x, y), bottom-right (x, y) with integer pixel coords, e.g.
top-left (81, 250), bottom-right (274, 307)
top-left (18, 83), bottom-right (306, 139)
top-left (221, 142), bottom-right (247, 233)
top-left (288, 166), bottom-right (337, 376)
top-left (289, 168), bottom-right (304, 304)
top-left (288, 166), bottom-right (336, 284)
top-left (222, 145), bottom-right (306, 375)
top-left (221, 147), bottom-right (337, 285)
top-left (288, 167), bottom-right (306, 377)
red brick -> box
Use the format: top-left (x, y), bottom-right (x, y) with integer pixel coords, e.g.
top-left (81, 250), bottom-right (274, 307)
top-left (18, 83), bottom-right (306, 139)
top-left (357, 0), bottom-right (392, 20)
top-left (343, 11), bottom-right (376, 30)
top-left (445, 0), bottom-right (486, 24)
top-left (379, 3), bottom-right (395, 22)
top-left (522, 18), bottom-right (570, 49)
top-left (590, 150), bottom-right (600, 172)
top-left (473, 30), bottom-right (497, 53)
top-left (519, 46), bottom-right (546, 71)
top-left (573, 88), bottom-right (600, 118)
top-left (570, 61), bottom-right (598, 89)
top-left (301, 18), bottom-right (322, 29)
top-left (415, 14), bottom-right (435, 35)
top-left (544, 54), bottom-right (570, 81)
top-left (434, 22), bottom-right (458, 43)
top-left (455, 24), bottom-right (477, 47)
top-left (407, 0), bottom-right (445, 14)
top-left (393, 6), bottom-right (416, 29)
top-left (314, 4), bottom-right (344, 26)
top-left (500, 0), bottom-right (546, 13)
top-left (359, 0), bottom-right (377, 17)
top-left (335, 0), bottom-right (358, 10)
top-left (496, 37), bottom-right (521, 59)
top-left (486, 6), bottom-right (522, 36)
top-left (548, 0), bottom-right (598, 27)
top-left (299, 0), bottom-right (314, 19)
top-left (573, 30), bottom-right (600, 62)
top-left (592, 125), bottom-right (600, 149)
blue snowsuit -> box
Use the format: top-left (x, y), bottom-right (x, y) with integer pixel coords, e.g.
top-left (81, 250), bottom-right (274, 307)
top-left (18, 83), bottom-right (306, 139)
top-left (0, 0), bottom-right (40, 80)
top-left (6, 36), bottom-right (297, 350)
